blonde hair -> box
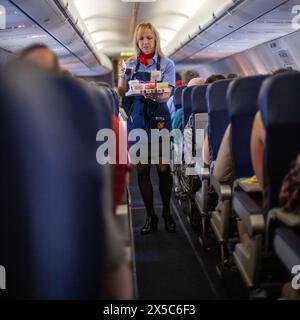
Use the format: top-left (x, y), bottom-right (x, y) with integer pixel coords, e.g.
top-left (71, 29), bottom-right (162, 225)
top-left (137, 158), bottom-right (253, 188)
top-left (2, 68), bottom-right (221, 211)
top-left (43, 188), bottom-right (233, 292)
top-left (133, 22), bottom-right (164, 58)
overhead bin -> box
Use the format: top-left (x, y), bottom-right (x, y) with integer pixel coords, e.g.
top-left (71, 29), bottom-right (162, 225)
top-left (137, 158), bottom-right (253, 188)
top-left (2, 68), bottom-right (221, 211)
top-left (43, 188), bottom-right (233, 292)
top-left (169, 0), bottom-right (292, 65)
top-left (11, 0), bottom-right (112, 75)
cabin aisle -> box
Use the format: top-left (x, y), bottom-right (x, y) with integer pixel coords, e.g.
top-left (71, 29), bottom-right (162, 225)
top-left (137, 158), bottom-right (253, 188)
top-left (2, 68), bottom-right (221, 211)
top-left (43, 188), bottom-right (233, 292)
top-left (129, 165), bottom-right (218, 300)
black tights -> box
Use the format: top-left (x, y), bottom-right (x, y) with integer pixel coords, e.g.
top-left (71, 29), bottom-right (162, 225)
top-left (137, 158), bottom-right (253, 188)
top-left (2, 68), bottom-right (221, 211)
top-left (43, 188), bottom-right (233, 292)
top-left (137, 163), bottom-right (173, 217)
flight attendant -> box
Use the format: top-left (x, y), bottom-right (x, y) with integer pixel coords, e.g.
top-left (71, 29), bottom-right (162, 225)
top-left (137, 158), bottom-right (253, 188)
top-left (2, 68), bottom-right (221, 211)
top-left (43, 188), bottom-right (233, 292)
top-left (118, 22), bottom-right (176, 235)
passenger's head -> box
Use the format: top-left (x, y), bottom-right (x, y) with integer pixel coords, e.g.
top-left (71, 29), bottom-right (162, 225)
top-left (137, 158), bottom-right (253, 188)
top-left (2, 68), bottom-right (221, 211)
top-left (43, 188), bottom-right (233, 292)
top-left (61, 68), bottom-right (73, 78)
top-left (175, 72), bottom-right (182, 82)
top-left (133, 22), bottom-right (164, 57)
top-left (205, 74), bottom-right (226, 84)
top-left (187, 77), bottom-right (206, 87)
top-left (227, 73), bottom-right (238, 79)
top-left (182, 70), bottom-right (200, 85)
top-left (272, 68), bottom-right (298, 75)
top-left (19, 44), bottom-right (59, 71)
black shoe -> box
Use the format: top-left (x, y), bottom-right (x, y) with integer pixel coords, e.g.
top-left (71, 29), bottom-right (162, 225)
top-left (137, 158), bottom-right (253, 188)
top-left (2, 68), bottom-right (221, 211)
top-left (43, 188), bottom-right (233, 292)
top-left (140, 215), bottom-right (158, 235)
top-left (163, 213), bottom-right (176, 232)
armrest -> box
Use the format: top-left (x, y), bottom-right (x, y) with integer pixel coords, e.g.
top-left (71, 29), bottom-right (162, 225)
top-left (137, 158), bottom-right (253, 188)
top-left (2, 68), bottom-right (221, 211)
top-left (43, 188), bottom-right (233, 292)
top-left (269, 208), bottom-right (300, 227)
top-left (233, 190), bottom-right (265, 236)
top-left (273, 227), bottom-right (300, 273)
top-left (199, 167), bottom-right (210, 180)
top-left (211, 174), bottom-right (231, 200)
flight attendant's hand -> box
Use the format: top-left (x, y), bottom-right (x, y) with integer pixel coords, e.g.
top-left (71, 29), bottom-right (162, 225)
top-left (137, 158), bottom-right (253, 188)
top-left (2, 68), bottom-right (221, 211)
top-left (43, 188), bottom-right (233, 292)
top-left (144, 92), bottom-right (163, 101)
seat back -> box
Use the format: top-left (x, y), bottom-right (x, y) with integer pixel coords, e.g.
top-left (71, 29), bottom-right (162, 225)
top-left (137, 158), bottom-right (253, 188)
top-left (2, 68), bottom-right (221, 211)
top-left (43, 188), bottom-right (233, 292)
top-left (173, 85), bottom-right (186, 110)
top-left (191, 85), bottom-right (208, 158)
top-left (182, 85), bottom-right (196, 127)
top-left (0, 63), bottom-right (110, 299)
top-left (228, 75), bottom-right (268, 179)
top-left (259, 72), bottom-right (300, 210)
top-left (192, 85), bottom-right (208, 115)
top-left (206, 79), bottom-right (231, 162)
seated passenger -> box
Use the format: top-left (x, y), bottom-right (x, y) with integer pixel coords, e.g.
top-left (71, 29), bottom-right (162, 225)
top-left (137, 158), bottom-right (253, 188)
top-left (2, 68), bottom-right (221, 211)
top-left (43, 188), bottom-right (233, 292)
top-left (175, 72), bottom-right (184, 87)
top-left (279, 153), bottom-right (300, 214)
top-left (250, 111), bottom-right (265, 188)
top-left (19, 43), bottom-right (60, 72)
top-left (213, 124), bottom-right (232, 184)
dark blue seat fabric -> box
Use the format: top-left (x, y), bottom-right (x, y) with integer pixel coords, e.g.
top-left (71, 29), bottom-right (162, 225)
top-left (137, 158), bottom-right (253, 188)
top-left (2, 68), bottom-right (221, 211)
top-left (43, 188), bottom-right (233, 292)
top-left (206, 79), bottom-right (231, 162)
top-left (273, 227), bottom-right (300, 274)
top-left (173, 86), bottom-right (186, 111)
top-left (259, 72), bottom-right (300, 210)
top-left (227, 75), bottom-right (268, 179)
top-left (191, 85), bottom-right (208, 114)
top-left (110, 88), bottom-right (120, 116)
top-left (182, 85), bottom-right (196, 127)
top-left (0, 63), bottom-right (110, 299)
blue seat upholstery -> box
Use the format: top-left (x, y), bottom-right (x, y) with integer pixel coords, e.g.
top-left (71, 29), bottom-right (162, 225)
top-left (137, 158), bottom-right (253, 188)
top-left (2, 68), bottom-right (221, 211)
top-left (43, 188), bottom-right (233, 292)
top-left (173, 86), bottom-right (186, 111)
top-left (273, 227), bottom-right (300, 274)
top-left (182, 85), bottom-right (196, 127)
top-left (227, 75), bottom-right (268, 179)
top-left (191, 85), bottom-right (208, 115)
top-left (206, 79), bottom-right (231, 162)
top-left (0, 63), bottom-right (111, 299)
top-left (259, 72), bottom-right (300, 210)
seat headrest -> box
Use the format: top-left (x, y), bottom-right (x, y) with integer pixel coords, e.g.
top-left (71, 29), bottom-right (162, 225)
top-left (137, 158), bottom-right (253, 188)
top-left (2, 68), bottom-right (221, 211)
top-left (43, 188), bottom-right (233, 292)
top-left (181, 86), bottom-right (195, 110)
top-left (0, 62), bottom-right (107, 299)
top-left (191, 85), bottom-right (208, 114)
top-left (259, 72), bottom-right (300, 127)
top-left (227, 75), bottom-right (268, 118)
top-left (174, 86), bottom-right (186, 106)
top-left (206, 79), bottom-right (232, 113)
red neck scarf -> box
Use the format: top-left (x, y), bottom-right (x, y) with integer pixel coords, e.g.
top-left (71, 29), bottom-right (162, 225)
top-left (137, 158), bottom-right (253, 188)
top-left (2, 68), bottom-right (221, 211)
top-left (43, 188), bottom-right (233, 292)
top-left (139, 51), bottom-right (155, 66)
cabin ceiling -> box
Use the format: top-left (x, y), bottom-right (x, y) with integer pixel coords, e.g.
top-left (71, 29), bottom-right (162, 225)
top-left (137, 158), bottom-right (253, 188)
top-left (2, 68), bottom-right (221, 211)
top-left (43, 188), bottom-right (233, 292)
top-left (0, 0), bottom-right (299, 75)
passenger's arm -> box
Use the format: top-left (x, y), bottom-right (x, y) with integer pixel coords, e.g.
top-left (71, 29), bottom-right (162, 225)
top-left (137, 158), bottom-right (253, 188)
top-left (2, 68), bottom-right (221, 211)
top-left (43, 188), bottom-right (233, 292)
top-left (250, 112), bottom-right (265, 188)
top-left (202, 133), bottom-right (210, 166)
top-left (213, 125), bottom-right (232, 183)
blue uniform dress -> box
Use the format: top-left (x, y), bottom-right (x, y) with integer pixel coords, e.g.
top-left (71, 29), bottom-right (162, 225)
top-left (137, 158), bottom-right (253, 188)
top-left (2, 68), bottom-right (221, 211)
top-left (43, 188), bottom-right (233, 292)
top-left (125, 54), bottom-right (175, 153)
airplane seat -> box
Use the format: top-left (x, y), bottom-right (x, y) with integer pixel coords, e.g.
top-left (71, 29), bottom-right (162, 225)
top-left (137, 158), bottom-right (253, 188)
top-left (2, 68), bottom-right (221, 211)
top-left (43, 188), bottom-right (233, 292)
top-left (173, 85), bottom-right (186, 111)
top-left (273, 227), bottom-right (300, 274)
top-left (109, 88), bottom-right (120, 116)
top-left (187, 85), bottom-right (209, 231)
top-left (273, 227), bottom-right (300, 299)
top-left (207, 79), bottom-right (231, 163)
top-left (233, 72), bottom-right (300, 289)
top-left (0, 63), bottom-right (110, 299)
top-left (230, 75), bottom-right (268, 179)
top-left (261, 72), bottom-right (300, 211)
top-left (194, 80), bottom-right (231, 247)
top-left (191, 85), bottom-right (208, 159)
top-left (182, 85), bottom-right (195, 128)
top-left (215, 76), bottom-right (268, 245)
top-left (95, 85), bottom-right (118, 116)
top-left (226, 75), bottom-right (270, 286)
top-left (178, 85), bottom-right (197, 198)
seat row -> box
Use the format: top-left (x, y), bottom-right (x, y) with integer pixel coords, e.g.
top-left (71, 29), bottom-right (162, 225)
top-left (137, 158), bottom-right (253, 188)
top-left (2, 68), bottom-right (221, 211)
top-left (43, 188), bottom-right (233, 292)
top-left (171, 72), bottom-right (300, 297)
